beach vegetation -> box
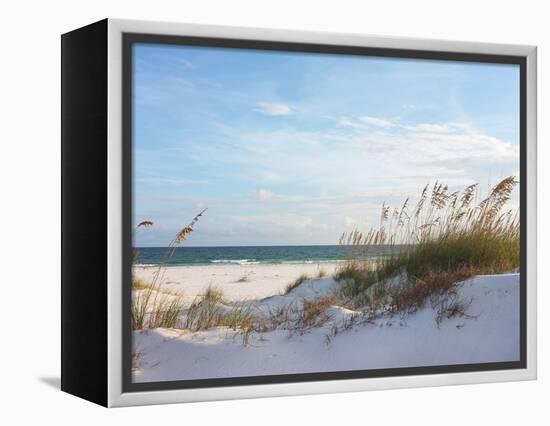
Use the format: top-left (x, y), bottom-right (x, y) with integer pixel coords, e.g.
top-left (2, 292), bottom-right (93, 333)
top-left (316, 268), bottom-right (327, 278)
top-left (335, 177), bottom-right (519, 314)
top-left (284, 273), bottom-right (310, 294)
top-left (131, 210), bottom-right (206, 330)
top-left (149, 209), bottom-right (207, 288)
top-left (132, 277), bottom-right (153, 291)
top-left (183, 285), bottom-right (255, 332)
top-left (295, 297), bottom-right (335, 330)
top-left (133, 220), bottom-right (154, 262)
top-left (131, 283), bottom-right (185, 330)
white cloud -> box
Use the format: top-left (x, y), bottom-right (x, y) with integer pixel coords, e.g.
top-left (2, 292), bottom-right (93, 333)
top-left (401, 131), bottom-right (518, 163)
top-left (409, 123), bottom-right (451, 133)
top-left (156, 119), bottom-right (518, 245)
top-left (338, 117), bottom-right (361, 128)
top-left (255, 102), bottom-right (293, 116)
top-left (359, 115), bottom-right (394, 128)
top-left (406, 122), bottom-right (476, 133)
top-left (193, 119), bottom-right (518, 199)
top-left (256, 189), bottom-right (274, 201)
top-left (338, 115), bottom-right (394, 129)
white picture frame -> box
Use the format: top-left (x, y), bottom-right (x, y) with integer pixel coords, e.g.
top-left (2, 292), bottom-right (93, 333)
top-left (61, 18), bottom-right (537, 407)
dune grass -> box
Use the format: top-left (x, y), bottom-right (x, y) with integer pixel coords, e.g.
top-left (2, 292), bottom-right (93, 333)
top-left (284, 273), bottom-right (310, 294)
top-left (131, 282), bottom-right (185, 330)
top-left (131, 211), bottom-right (256, 342)
top-left (132, 277), bottom-right (152, 291)
top-left (285, 268), bottom-right (326, 294)
top-left (183, 285), bottom-right (255, 332)
top-left (295, 297), bottom-right (335, 330)
top-left (335, 177), bottom-right (519, 311)
top-left (131, 210), bottom-right (206, 331)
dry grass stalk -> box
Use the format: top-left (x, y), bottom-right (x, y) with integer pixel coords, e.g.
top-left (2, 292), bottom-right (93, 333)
top-left (174, 209), bottom-right (207, 244)
top-left (388, 266), bottom-right (474, 315)
top-left (295, 297), bottom-right (335, 331)
top-left (336, 176), bottom-right (519, 316)
top-left (183, 285), bottom-right (256, 332)
top-left (284, 274), bottom-right (310, 294)
top-left (131, 282), bottom-right (185, 330)
top-left (137, 220), bottom-right (154, 228)
top-left (133, 221), bottom-right (154, 262)
top-left (131, 210), bottom-right (206, 330)
top-left (149, 209), bottom-right (207, 289)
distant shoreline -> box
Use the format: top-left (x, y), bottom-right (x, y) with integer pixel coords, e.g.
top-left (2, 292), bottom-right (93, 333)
top-left (133, 262), bottom-right (342, 304)
top-left (133, 245), bottom-right (392, 268)
top-left (134, 259), bottom-right (349, 267)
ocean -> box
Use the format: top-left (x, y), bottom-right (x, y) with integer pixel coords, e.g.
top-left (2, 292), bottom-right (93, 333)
top-left (133, 245), bottom-right (395, 266)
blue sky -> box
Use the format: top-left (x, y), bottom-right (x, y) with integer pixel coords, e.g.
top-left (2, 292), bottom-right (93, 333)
top-left (132, 43), bottom-right (520, 247)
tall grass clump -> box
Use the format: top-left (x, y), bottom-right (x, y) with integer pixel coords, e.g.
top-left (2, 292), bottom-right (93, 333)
top-left (183, 285), bottom-right (255, 332)
top-left (295, 297), bottom-right (335, 330)
top-left (336, 176), bottom-right (519, 310)
top-left (131, 282), bottom-right (185, 330)
top-left (284, 274), bottom-right (310, 294)
top-left (131, 209), bottom-right (206, 330)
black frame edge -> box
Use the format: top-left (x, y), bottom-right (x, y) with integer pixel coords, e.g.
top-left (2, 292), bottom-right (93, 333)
top-left (61, 18), bottom-right (109, 407)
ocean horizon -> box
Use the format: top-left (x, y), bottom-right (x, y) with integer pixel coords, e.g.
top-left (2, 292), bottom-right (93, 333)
top-left (133, 245), bottom-right (399, 266)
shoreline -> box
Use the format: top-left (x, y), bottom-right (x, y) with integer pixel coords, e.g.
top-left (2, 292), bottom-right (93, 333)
top-left (134, 259), bottom-right (347, 267)
top-left (133, 262), bottom-right (341, 304)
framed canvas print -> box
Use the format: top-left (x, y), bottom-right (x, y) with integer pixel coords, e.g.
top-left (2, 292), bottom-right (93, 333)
top-left (61, 18), bottom-right (537, 407)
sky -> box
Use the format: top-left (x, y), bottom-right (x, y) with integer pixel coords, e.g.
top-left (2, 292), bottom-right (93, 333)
top-left (132, 43), bottom-right (520, 247)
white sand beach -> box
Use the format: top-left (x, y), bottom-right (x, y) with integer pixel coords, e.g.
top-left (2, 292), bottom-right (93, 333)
top-left (133, 262), bottom-right (340, 306)
top-left (132, 266), bottom-right (520, 383)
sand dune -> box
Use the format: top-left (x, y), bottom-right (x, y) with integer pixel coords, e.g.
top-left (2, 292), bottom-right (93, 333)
top-left (132, 269), bottom-right (520, 383)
